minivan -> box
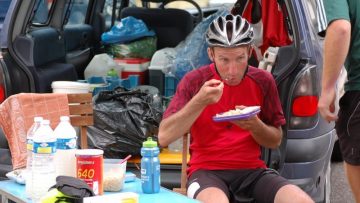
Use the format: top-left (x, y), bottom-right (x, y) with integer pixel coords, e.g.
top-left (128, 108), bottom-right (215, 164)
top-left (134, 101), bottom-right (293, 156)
top-left (0, 1), bottom-right (336, 202)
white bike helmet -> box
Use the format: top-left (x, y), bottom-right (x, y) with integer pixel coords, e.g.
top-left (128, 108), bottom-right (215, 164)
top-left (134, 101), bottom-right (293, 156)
top-left (206, 14), bottom-right (254, 47)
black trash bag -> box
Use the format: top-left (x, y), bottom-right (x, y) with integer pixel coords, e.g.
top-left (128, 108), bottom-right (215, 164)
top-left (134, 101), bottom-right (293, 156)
top-left (90, 86), bottom-right (162, 158)
top-left (87, 125), bottom-right (143, 158)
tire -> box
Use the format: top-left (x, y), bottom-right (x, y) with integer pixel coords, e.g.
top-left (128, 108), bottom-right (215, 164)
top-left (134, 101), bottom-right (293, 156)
top-left (331, 140), bottom-right (343, 162)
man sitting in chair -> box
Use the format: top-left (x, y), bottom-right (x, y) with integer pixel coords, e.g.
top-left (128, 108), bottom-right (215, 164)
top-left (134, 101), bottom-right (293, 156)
top-left (158, 14), bottom-right (314, 203)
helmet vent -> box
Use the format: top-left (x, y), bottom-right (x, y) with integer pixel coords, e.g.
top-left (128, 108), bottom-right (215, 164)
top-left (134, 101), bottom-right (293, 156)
top-left (226, 23), bottom-right (233, 43)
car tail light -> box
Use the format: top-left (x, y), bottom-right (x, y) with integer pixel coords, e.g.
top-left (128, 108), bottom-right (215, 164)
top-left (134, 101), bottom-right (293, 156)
top-left (0, 59), bottom-right (7, 104)
top-left (292, 96), bottom-right (318, 117)
top-left (289, 66), bottom-right (319, 129)
top-left (0, 84), bottom-right (4, 103)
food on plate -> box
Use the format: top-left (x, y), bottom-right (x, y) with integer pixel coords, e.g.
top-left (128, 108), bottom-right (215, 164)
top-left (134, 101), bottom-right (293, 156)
top-left (215, 106), bottom-right (261, 118)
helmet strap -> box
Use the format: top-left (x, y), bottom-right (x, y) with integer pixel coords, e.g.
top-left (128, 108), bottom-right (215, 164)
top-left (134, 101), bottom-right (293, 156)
top-left (210, 48), bottom-right (224, 80)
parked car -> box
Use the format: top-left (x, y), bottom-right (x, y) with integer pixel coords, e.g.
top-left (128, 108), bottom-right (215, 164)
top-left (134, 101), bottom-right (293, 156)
top-left (0, 0), bottom-right (336, 202)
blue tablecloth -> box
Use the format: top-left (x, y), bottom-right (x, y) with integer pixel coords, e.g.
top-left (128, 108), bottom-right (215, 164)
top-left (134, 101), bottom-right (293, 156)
top-left (0, 178), bottom-right (199, 203)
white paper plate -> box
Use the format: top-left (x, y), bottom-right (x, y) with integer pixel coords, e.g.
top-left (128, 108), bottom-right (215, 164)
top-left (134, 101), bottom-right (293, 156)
top-left (213, 106), bottom-right (261, 122)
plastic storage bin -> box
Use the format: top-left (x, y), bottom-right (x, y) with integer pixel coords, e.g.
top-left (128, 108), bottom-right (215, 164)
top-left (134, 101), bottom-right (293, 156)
top-left (164, 75), bottom-right (179, 97)
top-left (86, 75), bottom-right (139, 96)
top-left (114, 58), bottom-right (150, 85)
top-left (148, 48), bottom-right (176, 96)
top-left (148, 69), bottom-right (164, 96)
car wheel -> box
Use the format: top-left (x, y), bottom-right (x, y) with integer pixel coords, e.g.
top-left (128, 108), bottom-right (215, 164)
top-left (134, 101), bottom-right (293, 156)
top-left (332, 140), bottom-right (343, 162)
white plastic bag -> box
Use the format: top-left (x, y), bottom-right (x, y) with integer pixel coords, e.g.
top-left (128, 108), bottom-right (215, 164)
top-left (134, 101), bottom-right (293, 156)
top-left (167, 6), bottom-right (230, 80)
top-left (84, 54), bottom-right (123, 80)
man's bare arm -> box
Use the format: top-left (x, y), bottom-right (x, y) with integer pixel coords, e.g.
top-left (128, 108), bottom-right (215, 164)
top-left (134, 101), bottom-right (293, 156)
top-left (318, 19), bottom-right (351, 121)
top-left (158, 79), bottom-right (224, 147)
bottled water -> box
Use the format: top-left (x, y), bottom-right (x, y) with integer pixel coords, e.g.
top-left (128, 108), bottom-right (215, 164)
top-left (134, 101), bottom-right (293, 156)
top-left (31, 120), bottom-right (56, 202)
top-left (141, 137), bottom-right (160, 194)
top-left (168, 136), bottom-right (183, 152)
top-left (25, 116), bottom-right (43, 199)
top-left (152, 92), bottom-right (163, 111)
top-left (54, 116), bottom-right (77, 177)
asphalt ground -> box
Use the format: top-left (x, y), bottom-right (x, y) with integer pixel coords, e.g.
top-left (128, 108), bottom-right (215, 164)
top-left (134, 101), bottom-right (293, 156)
top-left (331, 162), bottom-right (355, 203)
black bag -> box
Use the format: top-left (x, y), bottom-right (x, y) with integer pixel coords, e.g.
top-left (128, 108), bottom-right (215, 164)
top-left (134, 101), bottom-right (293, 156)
top-left (90, 87), bottom-right (162, 158)
top-left (49, 176), bottom-right (95, 203)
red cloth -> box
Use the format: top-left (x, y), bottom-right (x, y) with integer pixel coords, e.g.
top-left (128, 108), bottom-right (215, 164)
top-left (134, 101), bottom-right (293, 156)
top-left (233, 0), bottom-right (292, 54)
top-left (163, 64), bottom-right (285, 177)
top-left (0, 93), bottom-right (69, 169)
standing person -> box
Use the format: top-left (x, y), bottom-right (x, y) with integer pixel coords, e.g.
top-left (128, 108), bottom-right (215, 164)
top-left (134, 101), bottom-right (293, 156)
top-left (158, 14), bottom-right (313, 203)
top-left (318, 0), bottom-right (360, 202)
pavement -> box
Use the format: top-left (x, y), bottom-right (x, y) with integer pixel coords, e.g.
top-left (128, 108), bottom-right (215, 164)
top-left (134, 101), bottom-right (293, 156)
top-left (331, 162), bottom-right (355, 203)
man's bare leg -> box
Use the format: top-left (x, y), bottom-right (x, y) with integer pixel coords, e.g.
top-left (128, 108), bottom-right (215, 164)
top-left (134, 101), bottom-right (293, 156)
top-left (344, 162), bottom-right (360, 203)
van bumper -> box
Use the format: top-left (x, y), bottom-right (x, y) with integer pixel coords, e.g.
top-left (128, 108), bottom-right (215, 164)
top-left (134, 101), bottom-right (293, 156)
top-left (281, 129), bottom-right (336, 202)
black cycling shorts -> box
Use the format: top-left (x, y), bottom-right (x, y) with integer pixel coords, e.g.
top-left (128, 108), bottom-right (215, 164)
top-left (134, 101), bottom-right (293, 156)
top-left (186, 168), bottom-right (290, 203)
top-left (336, 91), bottom-right (360, 165)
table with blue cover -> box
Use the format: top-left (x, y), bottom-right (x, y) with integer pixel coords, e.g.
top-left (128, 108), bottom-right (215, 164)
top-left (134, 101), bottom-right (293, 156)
top-left (0, 178), bottom-right (199, 203)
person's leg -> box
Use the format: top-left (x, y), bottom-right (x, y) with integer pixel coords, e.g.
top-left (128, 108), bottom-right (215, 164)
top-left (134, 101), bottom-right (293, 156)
top-left (187, 170), bottom-right (230, 203)
top-left (196, 187), bottom-right (229, 203)
top-left (344, 162), bottom-right (360, 202)
top-left (274, 184), bottom-right (314, 203)
top-left (252, 169), bottom-right (313, 203)
top-left (335, 91), bottom-right (360, 203)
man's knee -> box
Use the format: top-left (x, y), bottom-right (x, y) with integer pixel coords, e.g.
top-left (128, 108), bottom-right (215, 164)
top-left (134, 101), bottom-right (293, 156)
top-left (274, 184), bottom-right (314, 203)
top-left (196, 187), bottom-right (229, 203)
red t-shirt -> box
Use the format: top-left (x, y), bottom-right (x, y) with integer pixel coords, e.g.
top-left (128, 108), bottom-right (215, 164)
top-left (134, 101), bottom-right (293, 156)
top-left (163, 64), bottom-right (285, 177)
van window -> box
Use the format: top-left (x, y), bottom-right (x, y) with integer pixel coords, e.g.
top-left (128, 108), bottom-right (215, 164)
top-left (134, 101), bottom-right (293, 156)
top-left (66, 0), bottom-right (90, 25)
top-left (103, 0), bottom-right (123, 28)
top-left (305, 0), bottom-right (324, 39)
top-left (144, 0), bottom-right (232, 9)
top-left (305, 0), bottom-right (317, 27)
top-left (0, 0), bottom-right (11, 34)
top-left (32, 0), bottom-right (53, 25)
top-left (0, 0), bottom-right (11, 23)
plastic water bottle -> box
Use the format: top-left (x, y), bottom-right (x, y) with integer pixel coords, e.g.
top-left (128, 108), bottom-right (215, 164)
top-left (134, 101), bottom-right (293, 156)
top-left (31, 120), bottom-right (57, 202)
top-left (25, 116), bottom-right (43, 198)
top-left (141, 137), bottom-right (160, 194)
top-left (152, 92), bottom-right (163, 111)
top-left (54, 116), bottom-right (77, 177)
